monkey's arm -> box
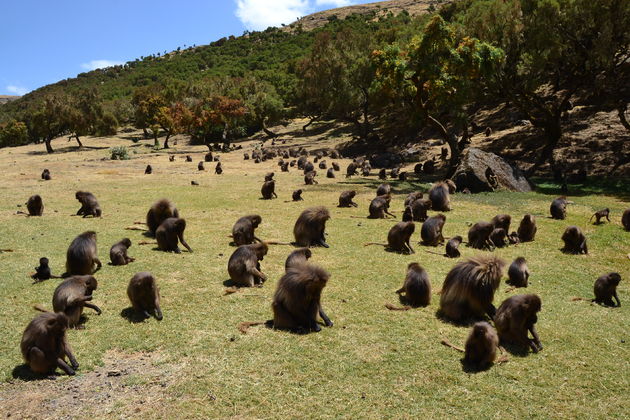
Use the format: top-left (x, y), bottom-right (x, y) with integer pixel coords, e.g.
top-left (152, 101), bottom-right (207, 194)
top-left (94, 258), bottom-right (102, 271)
top-left (247, 262), bottom-right (267, 281)
top-left (179, 234), bottom-right (193, 252)
top-left (253, 236), bottom-right (263, 243)
top-left (529, 325), bottom-right (542, 352)
top-left (273, 192), bottom-right (278, 198)
top-left (56, 358), bottom-right (76, 375)
top-left (405, 242), bottom-right (415, 254)
top-left (319, 306), bottom-right (333, 327)
top-left (84, 302), bottom-right (102, 315)
top-left (613, 291), bottom-right (621, 307)
top-left (486, 304), bottom-right (497, 320)
top-left (64, 339), bottom-right (79, 369)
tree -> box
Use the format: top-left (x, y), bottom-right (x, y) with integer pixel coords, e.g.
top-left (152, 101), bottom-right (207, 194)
top-left (156, 102), bottom-right (192, 148)
top-left (132, 87), bottom-right (167, 147)
top-left (296, 28), bottom-right (379, 140)
top-left (30, 95), bottom-right (70, 153)
top-left (374, 15), bottom-right (503, 171)
top-left (238, 77), bottom-right (284, 138)
top-left (458, 0), bottom-right (630, 175)
top-left (66, 88), bottom-right (105, 147)
top-left (189, 96), bottom-right (246, 148)
top-left (0, 120), bottom-right (28, 147)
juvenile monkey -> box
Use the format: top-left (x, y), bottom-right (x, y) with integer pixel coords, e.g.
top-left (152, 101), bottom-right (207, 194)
top-left (389, 263), bottom-right (431, 308)
top-left (285, 248), bottom-right (312, 270)
top-left (292, 189), bottom-right (304, 201)
top-left (507, 257), bottom-right (529, 288)
top-left (109, 238), bottom-right (135, 266)
top-left (441, 321), bottom-right (500, 370)
top-left (592, 272), bottom-right (622, 307)
top-left (517, 215), bottom-right (537, 242)
top-left (589, 208), bottom-right (610, 224)
top-left (51, 275), bottom-right (101, 327)
top-left (421, 214), bottom-right (446, 246)
top-left (156, 218), bottom-right (193, 253)
top-left (338, 191), bottom-right (358, 208)
top-left (31, 257), bottom-right (61, 282)
top-left (494, 294), bottom-right (543, 353)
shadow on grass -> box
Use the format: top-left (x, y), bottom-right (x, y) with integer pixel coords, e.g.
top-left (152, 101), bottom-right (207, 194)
top-left (11, 364), bottom-right (60, 381)
top-left (120, 307), bottom-right (149, 323)
top-left (532, 177), bottom-right (630, 200)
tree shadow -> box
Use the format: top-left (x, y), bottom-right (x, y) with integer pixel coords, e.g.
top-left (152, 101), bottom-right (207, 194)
top-left (120, 307), bottom-right (149, 323)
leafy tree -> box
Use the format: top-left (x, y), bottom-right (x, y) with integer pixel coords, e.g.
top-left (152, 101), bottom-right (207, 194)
top-left (296, 27), bottom-right (379, 139)
top-left (0, 120), bottom-right (28, 147)
top-left (132, 87), bottom-right (167, 147)
top-left (189, 96), bottom-right (246, 148)
top-left (456, 0), bottom-right (630, 175)
top-left (237, 77), bottom-right (285, 138)
top-left (374, 15), bottom-right (503, 170)
top-left (30, 95), bottom-right (70, 153)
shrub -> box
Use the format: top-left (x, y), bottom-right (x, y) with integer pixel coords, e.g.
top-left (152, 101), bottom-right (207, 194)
top-left (110, 146), bottom-right (130, 160)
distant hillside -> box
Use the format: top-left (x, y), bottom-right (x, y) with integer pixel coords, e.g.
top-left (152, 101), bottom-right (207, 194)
top-left (0, 95), bottom-right (19, 105)
top-left (288, 0), bottom-right (446, 32)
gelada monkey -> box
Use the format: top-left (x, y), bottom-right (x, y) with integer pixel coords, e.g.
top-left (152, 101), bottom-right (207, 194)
top-left (48, 275), bottom-right (101, 328)
top-left (228, 242), bottom-right (269, 287)
top-left (441, 321), bottom-right (502, 370)
top-left (110, 238), bottom-right (135, 266)
top-left (517, 214), bottom-right (537, 242)
top-left (561, 226), bottom-right (587, 254)
top-left (26, 195), bottom-right (44, 216)
top-left (232, 215), bottom-right (262, 246)
top-left (75, 191), bottom-right (101, 218)
top-left (589, 208), bottom-right (610, 224)
top-left (386, 263), bottom-right (430, 310)
top-left (156, 218), bottom-right (193, 253)
top-left (574, 273), bottom-right (622, 307)
top-left (21, 312), bottom-right (79, 376)
top-left (421, 214), bottom-right (446, 246)
top-left (439, 255), bottom-right (506, 322)
top-left (65, 231), bottom-right (102, 276)
top-left (426, 236), bottom-right (462, 258)
top-left (494, 294), bottom-right (543, 353)
top-left (285, 248), bottom-right (312, 270)
top-left (146, 199), bottom-right (179, 236)
top-left (293, 206), bottom-right (331, 248)
top-left (127, 272), bottom-right (163, 320)
top-left (365, 221), bottom-right (415, 254)
top-left (31, 257), bottom-right (62, 282)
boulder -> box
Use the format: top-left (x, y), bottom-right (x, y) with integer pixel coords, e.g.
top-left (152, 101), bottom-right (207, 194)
top-left (453, 148), bottom-right (533, 193)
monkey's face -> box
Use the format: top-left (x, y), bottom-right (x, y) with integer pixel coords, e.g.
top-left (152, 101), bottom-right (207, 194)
top-left (40, 257), bottom-right (49, 266)
top-left (84, 277), bottom-right (98, 292)
top-left (48, 314), bottom-right (69, 333)
top-left (122, 239), bottom-right (132, 247)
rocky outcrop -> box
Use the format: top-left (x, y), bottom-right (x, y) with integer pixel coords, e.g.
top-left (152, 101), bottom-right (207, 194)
top-left (453, 148), bottom-right (533, 193)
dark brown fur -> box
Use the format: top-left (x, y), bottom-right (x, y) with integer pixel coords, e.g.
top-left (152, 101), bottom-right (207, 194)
top-left (27, 195), bottom-right (44, 216)
top-left (272, 263), bottom-right (333, 333)
top-left (215, 162), bottom-right (223, 174)
top-left (228, 243), bottom-right (269, 287)
top-left (31, 257), bottom-right (60, 282)
top-left (507, 257), bottom-right (529, 288)
top-left (146, 199), bottom-right (179, 236)
top-left (304, 171), bottom-right (318, 185)
top-left (293, 189), bottom-right (304, 201)
top-left (491, 214), bottom-right (511, 232)
top-left (495, 294), bottom-right (543, 353)
top-left (404, 192), bottom-right (423, 208)
top-left (109, 238), bottom-right (135, 266)
top-left (517, 214), bottom-right (537, 242)
top-left (145, 165), bottom-right (152, 174)
top-left (346, 163), bottom-right (358, 178)
top-left (468, 222), bottom-right (495, 250)
top-left (464, 321), bottom-right (499, 369)
top-left (421, 214), bottom-right (446, 246)
top-left (561, 226), bottom-right (588, 254)
top-left (75, 191), bottom-right (101, 218)
top-left (41, 169), bottom-right (51, 180)
top-left (387, 222), bottom-right (416, 254)
top-left (589, 208), bottom-right (610, 224)
top-left (232, 215), bottom-right (262, 246)
top-left (326, 168), bottom-right (335, 178)
top-left (446, 236), bottom-right (463, 258)
top-left (65, 231), bottom-right (101, 276)
top-left (21, 312), bottom-right (78, 375)
top-left (593, 272), bottom-right (621, 307)
top-left (156, 218), bottom-right (193, 253)
top-left (439, 255), bottom-right (506, 322)
top-left (338, 190), bottom-right (357, 208)
top-left (410, 199), bottom-right (432, 222)
top-left (52, 275), bottom-right (101, 327)
top-left (550, 196), bottom-right (568, 220)
top-left (623, 209), bottom-right (630, 231)
top-left (396, 263), bottom-right (430, 306)
top-left (490, 228), bottom-right (508, 248)
top-left (428, 182), bottom-right (452, 212)
top-left (265, 172), bottom-right (274, 181)
top-left (261, 180), bottom-right (278, 199)
top-left (378, 168), bottom-right (387, 179)
top-left (127, 272), bottom-right (163, 320)
top-left (376, 183), bottom-right (391, 196)
top-left (293, 206), bottom-right (331, 248)
top-left (332, 162), bottom-right (340, 171)
top-left (285, 248), bottom-right (312, 270)
top-left (368, 195), bottom-right (394, 219)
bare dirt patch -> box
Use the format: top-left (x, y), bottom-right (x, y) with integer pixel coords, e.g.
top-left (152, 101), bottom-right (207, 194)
top-left (0, 351), bottom-right (178, 419)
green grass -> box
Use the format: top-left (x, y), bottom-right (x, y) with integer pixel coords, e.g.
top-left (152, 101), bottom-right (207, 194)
top-left (0, 137), bottom-right (628, 418)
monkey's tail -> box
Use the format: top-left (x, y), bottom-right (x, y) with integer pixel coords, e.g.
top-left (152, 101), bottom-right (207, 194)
top-left (265, 241), bottom-right (293, 245)
top-left (125, 226), bottom-right (148, 231)
top-left (364, 242), bottom-right (387, 247)
top-left (238, 321), bottom-right (269, 334)
top-left (505, 286), bottom-right (516, 293)
top-left (33, 305), bottom-right (49, 313)
top-left (425, 250), bottom-right (444, 256)
top-left (440, 339), bottom-right (465, 353)
top-left (138, 241), bottom-right (157, 246)
top-left (134, 221), bottom-right (146, 225)
top-left (0, 249), bottom-right (14, 253)
top-left (571, 297), bottom-right (592, 302)
top-left (15, 211), bottom-right (27, 216)
top-left (385, 303), bottom-right (411, 311)
top-left (224, 287), bottom-right (240, 295)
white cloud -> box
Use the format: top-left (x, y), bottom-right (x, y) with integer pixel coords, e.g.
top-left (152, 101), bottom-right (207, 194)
top-left (6, 85), bottom-right (29, 96)
top-left (80, 60), bottom-right (124, 71)
top-left (235, 0), bottom-right (357, 31)
top-left (315, 0), bottom-right (354, 6)
top-left (235, 0), bottom-right (310, 31)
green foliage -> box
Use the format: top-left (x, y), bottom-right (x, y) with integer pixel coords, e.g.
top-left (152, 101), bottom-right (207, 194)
top-left (0, 120), bottom-right (28, 147)
top-left (109, 145), bottom-right (130, 160)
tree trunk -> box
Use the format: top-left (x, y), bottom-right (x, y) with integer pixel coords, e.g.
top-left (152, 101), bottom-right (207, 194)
top-left (75, 135), bottom-right (83, 148)
top-left (262, 119), bottom-right (278, 138)
top-left (45, 137), bottom-right (54, 154)
top-left (153, 132), bottom-right (160, 148)
top-left (618, 101), bottom-right (630, 131)
top-left (163, 132), bottom-right (170, 149)
top-left (526, 119), bottom-right (562, 177)
top-left (426, 115), bottom-right (459, 177)
top-left (143, 128), bottom-right (150, 138)
top-left (302, 116), bottom-right (318, 131)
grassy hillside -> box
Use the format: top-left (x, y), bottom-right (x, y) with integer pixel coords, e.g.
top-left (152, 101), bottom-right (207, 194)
top-left (0, 127), bottom-right (627, 418)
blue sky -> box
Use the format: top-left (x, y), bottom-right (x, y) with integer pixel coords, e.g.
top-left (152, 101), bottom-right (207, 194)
top-left (0, 0), bottom-right (373, 96)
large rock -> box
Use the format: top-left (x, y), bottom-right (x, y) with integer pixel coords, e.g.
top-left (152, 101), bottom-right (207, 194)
top-left (453, 148), bottom-right (533, 193)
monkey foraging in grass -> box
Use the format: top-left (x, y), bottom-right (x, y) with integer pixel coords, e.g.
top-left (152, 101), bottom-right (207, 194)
top-left (293, 206), bottom-right (331, 248)
top-left (421, 214), bottom-right (446, 246)
top-left (368, 195), bottom-right (395, 219)
top-left (261, 181), bottom-right (278, 199)
top-left (386, 263), bottom-right (430, 310)
top-left (338, 191), bottom-right (358, 208)
top-left (26, 195), bottom-right (44, 216)
top-left (589, 208), bottom-right (610, 224)
top-left (109, 238), bottom-right (135, 266)
top-left (285, 248), bottom-right (312, 270)
top-left (561, 226), bottom-right (588, 254)
top-left (146, 199), bottom-right (179, 236)
top-left (50, 275), bottom-right (101, 328)
top-left (365, 221), bottom-right (415, 254)
top-left (228, 243), bottom-right (269, 287)
top-left (65, 231), bottom-right (101, 276)
top-left (232, 215), bottom-right (262, 246)
top-left (127, 272), bottom-right (163, 320)
top-left (494, 294), bottom-right (543, 353)
top-left (21, 312), bottom-right (79, 376)
top-left (441, 321), bottom-right (501, 370)
top-left (75, 191), bottom-right (101, 218)
top-left (31, 257), bottom-right (61, 282)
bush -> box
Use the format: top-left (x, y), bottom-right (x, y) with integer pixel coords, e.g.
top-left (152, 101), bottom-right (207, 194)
top-left (0, 120), bottom-right (29, 147)
top-left (110, 146), bottom-right (130, 160)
